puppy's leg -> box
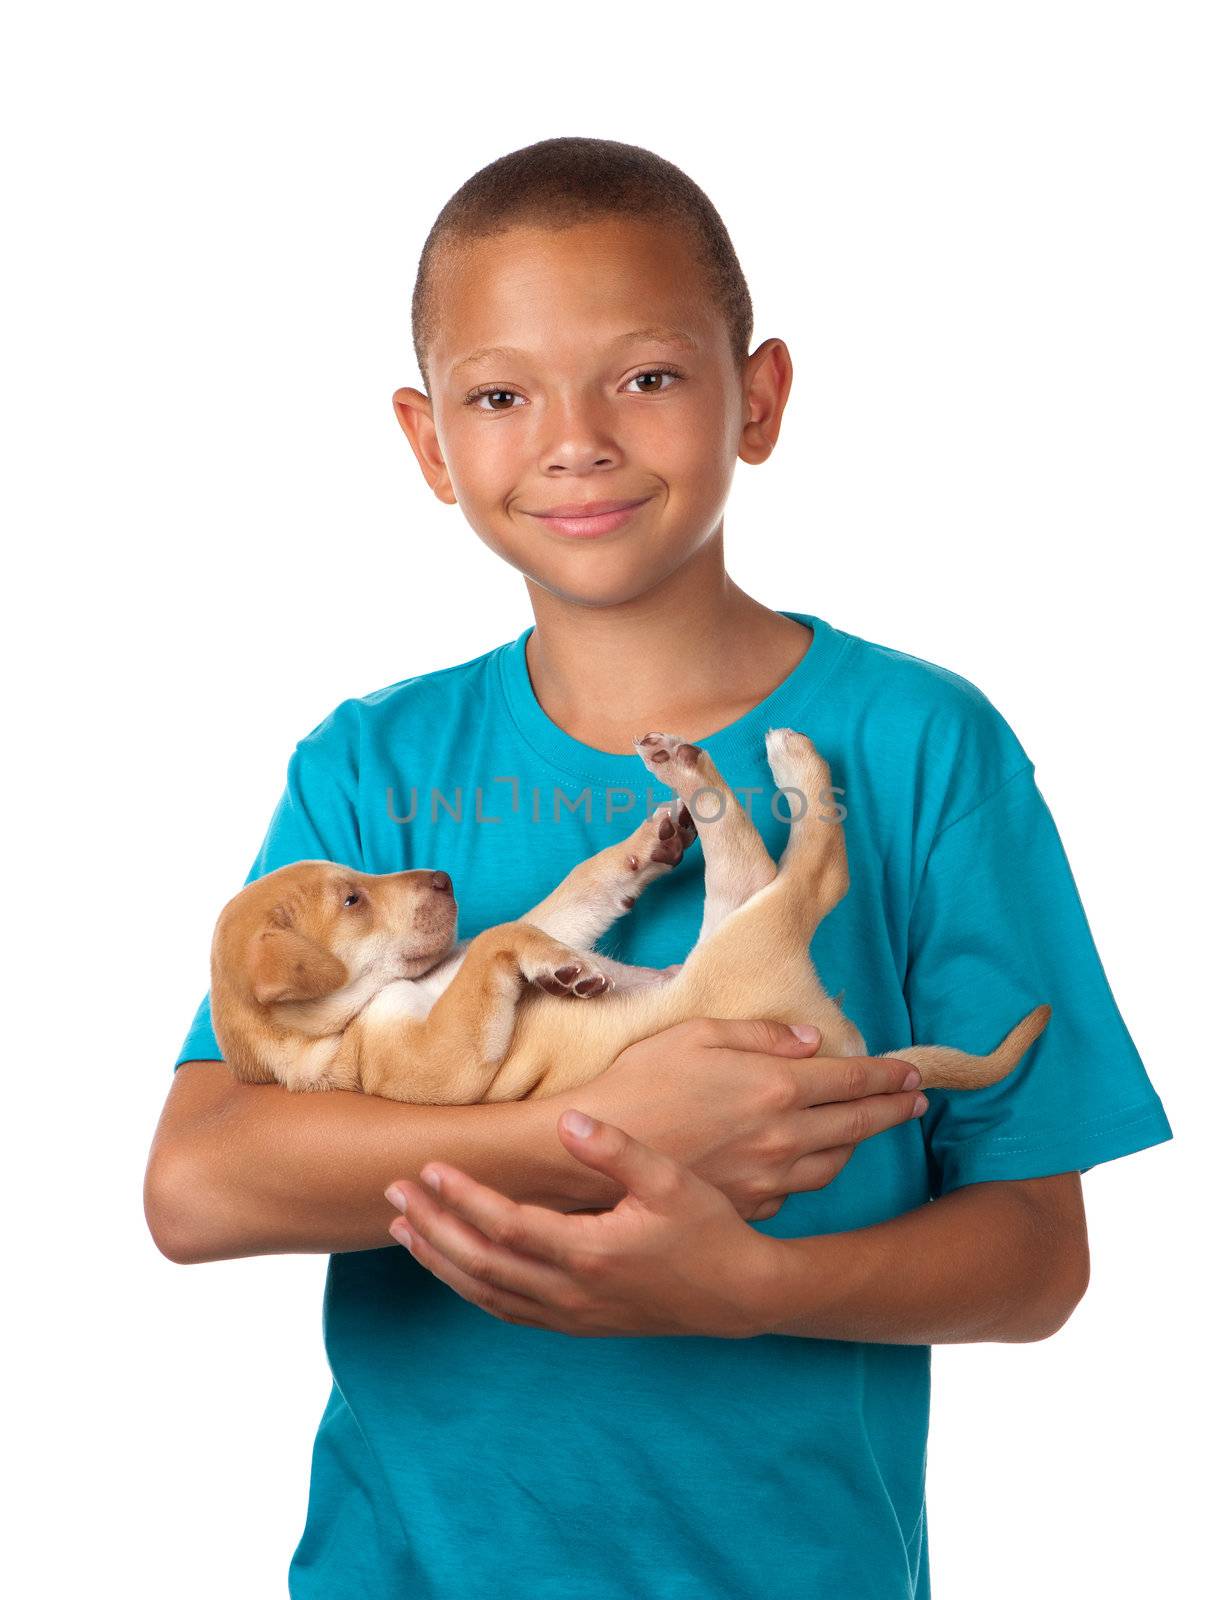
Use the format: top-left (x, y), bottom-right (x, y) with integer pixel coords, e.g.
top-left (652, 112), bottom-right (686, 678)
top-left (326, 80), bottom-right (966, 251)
top-left (657, 727), bottom-right (846, 958)
top-left (634, 733), bottom-right (777, 942)
top-left (752, 729), bottom-right (1050, 1090)
top-left (581, 956), bottom-right (685, 989)
top-left (520, 802), bottom-right (697, 949)
top-left (404, 806), bottom-right (693, 1006)
top-left (634, 730), bottom-right (858, 1055)
top-left (763, 727), bottom-right (850, 925)
top-left (351, 922), bottom-right (616, 1105)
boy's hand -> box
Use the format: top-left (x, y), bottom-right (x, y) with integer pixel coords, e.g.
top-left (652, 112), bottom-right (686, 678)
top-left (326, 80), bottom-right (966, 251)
top-left (557, 1017), bottom-right (926, 1220)
top-left (384, 1111), bottom-right (781, 1339)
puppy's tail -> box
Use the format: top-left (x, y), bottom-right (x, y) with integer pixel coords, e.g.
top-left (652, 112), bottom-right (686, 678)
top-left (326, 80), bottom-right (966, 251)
top-left (878, 1004), bottom-right (1052, 1092)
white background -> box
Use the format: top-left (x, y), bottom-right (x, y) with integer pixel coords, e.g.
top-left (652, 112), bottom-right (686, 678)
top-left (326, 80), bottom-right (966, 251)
top-left (4, 2), bottom-right (1221, 1595)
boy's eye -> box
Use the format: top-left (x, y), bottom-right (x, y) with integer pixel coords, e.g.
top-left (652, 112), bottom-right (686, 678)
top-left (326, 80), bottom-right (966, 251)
top-left (627, 367), bottom-right (682, 394)
top-left (461, 367), bottom-right (683, 411)
top-left (464, 388), bottom-right (525, 412)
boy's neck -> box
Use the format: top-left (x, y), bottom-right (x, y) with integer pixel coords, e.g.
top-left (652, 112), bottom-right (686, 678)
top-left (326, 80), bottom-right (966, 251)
top-left (521, 533), bottom-right (814, 755)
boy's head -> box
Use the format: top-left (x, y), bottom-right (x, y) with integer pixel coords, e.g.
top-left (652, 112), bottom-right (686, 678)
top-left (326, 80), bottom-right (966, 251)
top-left (393, 137), bottom-right (791, 610)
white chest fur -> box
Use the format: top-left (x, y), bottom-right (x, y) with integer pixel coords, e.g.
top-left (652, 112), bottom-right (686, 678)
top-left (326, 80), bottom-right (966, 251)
top-left (361, 977), bottom-right (439, 1028)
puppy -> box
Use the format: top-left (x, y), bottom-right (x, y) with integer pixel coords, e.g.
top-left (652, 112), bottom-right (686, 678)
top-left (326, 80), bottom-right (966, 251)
top-left (209, 729), bottom-right (1050, 1105)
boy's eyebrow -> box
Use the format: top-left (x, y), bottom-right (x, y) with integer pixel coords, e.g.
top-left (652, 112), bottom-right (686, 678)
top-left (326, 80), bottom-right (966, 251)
top-left (451, 327), bottom-right (699, 376)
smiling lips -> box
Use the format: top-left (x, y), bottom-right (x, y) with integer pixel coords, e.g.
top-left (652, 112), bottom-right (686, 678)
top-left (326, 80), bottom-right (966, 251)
top-left (527, 496), bottom-right (652, 538)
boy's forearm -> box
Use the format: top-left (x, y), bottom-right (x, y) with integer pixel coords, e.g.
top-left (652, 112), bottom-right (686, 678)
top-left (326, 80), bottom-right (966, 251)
top-left (164, 1078), bottom-right (613, 1263)
top-left (754, 1180), bottom-right (1088, 1344)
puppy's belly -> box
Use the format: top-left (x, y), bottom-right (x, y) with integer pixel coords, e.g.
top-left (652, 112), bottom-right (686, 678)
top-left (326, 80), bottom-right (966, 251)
top-left (495, 959), bottom-right (869, 1100)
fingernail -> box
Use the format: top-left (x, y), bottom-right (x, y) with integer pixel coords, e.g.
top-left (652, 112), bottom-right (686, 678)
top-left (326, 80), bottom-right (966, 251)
top-left (789, 1024), bottom-right (819, 1042)
top-left (422, 1170), bottom-right (441, 1192)
top-left (562, 1110), bottom-right (595, 1137)
top-left (903, 1068), bottom-right (921, 1088)
top-left (385, 1184), bottom-right (406, 1212)
top-left (911, 1094), bottom-right (929, 1117)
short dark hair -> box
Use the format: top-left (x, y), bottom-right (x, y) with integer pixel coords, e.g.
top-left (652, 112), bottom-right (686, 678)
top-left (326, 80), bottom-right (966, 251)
top-left (411, 136), bottom-right (754, 396)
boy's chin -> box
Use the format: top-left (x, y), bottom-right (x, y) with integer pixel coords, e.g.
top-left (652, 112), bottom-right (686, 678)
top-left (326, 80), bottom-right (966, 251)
top-left (532, 573), bottom-right (671, 609)
top-left (522, 551), bottom-right (699, 610)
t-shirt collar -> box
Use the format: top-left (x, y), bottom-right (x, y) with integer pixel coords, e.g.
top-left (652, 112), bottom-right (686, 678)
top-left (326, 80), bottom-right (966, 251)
top-left (495, 609), bottom-right (848, 787)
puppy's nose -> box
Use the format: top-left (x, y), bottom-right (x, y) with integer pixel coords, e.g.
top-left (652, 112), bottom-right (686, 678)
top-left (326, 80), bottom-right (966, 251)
top-left (431, 871), bottom-right (452, 894)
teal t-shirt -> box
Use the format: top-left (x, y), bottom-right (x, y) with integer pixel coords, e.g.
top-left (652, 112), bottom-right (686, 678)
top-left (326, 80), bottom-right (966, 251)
top-left (175, 611), bottom-right (1173, 1600)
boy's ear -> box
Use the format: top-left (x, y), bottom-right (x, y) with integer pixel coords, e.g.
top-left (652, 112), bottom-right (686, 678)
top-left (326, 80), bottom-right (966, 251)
top-left (391, 385), bottom-right (456, 505)
top-left (247, 926), bottom-right (348, 1006)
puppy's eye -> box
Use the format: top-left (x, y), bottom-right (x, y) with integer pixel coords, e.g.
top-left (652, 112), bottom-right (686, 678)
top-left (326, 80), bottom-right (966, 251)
top-left (343, 891), bottom-right (362, 908)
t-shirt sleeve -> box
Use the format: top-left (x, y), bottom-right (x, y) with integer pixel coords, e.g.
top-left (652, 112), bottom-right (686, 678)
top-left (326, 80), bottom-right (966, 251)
top-left (904, 760), bottom-right (1174, 1197)
top-left (173, 701), bottom-right (364, 1070)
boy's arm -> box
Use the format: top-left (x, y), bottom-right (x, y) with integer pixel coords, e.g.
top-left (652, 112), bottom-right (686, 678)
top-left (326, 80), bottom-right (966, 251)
top-left (757, 1172), bottom-right (1090, 1344)
top-left (144, 1060), bottom-right (613, 1264)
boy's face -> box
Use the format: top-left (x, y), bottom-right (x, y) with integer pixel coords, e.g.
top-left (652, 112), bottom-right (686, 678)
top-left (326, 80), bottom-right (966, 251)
top-left (394, 217), bottom-right (788, 609)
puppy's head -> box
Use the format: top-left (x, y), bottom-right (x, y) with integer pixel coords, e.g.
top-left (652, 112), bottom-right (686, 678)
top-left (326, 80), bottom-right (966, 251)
top-left (212, 860), bottom-right (458, 1018)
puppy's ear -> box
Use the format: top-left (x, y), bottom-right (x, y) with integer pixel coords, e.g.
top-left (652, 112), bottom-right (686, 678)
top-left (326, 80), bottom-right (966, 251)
top-left (247, 927), bottom-right (348, 1006)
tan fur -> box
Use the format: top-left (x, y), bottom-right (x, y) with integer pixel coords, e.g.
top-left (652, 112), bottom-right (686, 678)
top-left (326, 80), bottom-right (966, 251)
top-left (209, 729), bottom-right (1050, 1104)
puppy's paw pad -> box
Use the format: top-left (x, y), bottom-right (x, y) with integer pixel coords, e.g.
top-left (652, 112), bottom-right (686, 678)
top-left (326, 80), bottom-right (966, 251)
top-left (674, 802), bottom-right (696, 845)
top-left (648, 800), bottom-right (697, 865)
top-left (653, 802), bottom-right (693, 842)
top-left (635, 732), bottom-right (702, 771)
top-left (618, 803), bottom-right (698, 889)
top-left (634, 735), bottom-right (715, 804)
top-left (529, 952), bottom-right (613, 998)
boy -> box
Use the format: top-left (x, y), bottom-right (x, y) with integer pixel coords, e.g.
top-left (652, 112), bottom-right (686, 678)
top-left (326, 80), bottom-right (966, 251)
top-left (146, 137), bottom-right (1173, 1598)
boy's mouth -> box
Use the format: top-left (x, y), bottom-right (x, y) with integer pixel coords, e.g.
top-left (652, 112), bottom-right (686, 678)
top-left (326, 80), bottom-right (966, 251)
top-left (526, 496), bottom-right (652, 539)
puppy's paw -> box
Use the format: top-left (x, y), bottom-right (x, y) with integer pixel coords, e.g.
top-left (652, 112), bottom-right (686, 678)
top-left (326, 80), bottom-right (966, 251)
top-left (616, 801), bottom-right (697, 903)
top-left (526, 945), bottom-right (614, 999)
top-left (764, 727), bottom-right (833, 808)
top-left (633, 732), bottom-right (723, 809)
